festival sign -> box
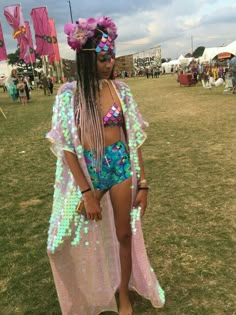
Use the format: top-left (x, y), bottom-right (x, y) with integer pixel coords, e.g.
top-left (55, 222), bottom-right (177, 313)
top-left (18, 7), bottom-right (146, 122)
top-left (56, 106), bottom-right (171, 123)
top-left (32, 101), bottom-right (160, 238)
top-left (217, 52), bottom-right (232, 59)
top-left (133, 46), bottom-right (161, 69)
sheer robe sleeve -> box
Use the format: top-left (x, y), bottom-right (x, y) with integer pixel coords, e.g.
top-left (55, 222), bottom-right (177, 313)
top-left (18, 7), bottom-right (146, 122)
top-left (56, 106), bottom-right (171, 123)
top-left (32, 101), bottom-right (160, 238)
top-left (46, 83), bottom-right (77, 157)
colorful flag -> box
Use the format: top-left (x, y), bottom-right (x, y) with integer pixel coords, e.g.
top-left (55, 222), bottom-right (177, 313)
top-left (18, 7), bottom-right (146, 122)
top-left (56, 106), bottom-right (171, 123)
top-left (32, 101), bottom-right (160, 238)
top-left (0, 20), bottom-right (7, 61)
top-left (30, 7), bottom-right (53, 57)
top-left (48, 18), bottom-right (61, 63)
top-left (4, 4), bottom-right (30, 62)
top-left (24, 21), bottom-right (36, 63)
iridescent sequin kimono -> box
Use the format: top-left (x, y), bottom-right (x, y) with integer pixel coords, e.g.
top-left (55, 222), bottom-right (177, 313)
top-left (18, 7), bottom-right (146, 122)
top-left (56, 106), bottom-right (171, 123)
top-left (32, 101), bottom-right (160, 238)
top-left (46, 80), bottom-right (165, 315)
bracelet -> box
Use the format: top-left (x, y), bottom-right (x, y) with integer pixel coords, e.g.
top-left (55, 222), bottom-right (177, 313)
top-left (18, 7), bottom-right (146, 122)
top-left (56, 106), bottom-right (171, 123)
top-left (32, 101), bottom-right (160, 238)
top-left (139, 179), bottom-right (147, 184)
top-left (81, 187), bottom-right (91, 194)
top-left (138, 186), bottom-right (149, 190)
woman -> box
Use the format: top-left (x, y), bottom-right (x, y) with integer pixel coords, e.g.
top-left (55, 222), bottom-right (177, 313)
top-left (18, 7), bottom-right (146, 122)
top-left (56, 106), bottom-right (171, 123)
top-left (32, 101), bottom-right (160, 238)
top-left (47, 75), bottom-right (54, 95)
top-left (6, 69), bottom-right (19, 101)
top-left (46, 16), bottom-right (165, 315)
top-left (17, 79), bottom-right (27, 105)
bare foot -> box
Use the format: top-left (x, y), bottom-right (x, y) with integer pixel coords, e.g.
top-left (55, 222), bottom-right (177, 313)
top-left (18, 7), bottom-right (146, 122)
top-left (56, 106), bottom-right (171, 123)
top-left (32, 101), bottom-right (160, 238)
top-left (119, 292), bottom-right (133, 315)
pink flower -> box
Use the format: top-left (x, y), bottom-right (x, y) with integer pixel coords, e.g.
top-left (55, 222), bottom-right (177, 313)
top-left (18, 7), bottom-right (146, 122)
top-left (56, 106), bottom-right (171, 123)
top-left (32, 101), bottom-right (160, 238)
top-left (97, 16), bottom-right (118, 40)
top-left (64, 18), bottom-right (96, 51)
top-left (64, 16), bottom-right (118, 51)
top-left (64, 23), bottom-right (75, 36)
top-left (78, 17), bottom-right (97, 30)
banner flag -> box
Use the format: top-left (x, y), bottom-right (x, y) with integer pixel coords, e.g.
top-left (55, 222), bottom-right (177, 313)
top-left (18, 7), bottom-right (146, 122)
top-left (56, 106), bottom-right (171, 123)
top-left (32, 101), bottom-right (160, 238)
top-left (0, 20), bottom-right (8, 61)
top-left (48, 18), bottom-right (61, 63)
top-left (30, 7), bottom-right (53, 57)
top-left (24, 21), bottom-right (36, 64)
top-left (4, 4), bottom-right (30, 62)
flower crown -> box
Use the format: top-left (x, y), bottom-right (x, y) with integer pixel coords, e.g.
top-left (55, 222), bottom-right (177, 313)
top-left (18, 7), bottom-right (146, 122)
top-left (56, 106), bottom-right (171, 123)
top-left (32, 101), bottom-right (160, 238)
top-left (64, 16), bottom-right (118, 52)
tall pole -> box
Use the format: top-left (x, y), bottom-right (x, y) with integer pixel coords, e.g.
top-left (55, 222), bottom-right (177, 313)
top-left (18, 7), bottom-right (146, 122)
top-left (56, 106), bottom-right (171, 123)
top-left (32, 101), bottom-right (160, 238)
top-left (191, 36), bottom-right (193, 55)
top-left (67, 0), bottom-right (73, 23)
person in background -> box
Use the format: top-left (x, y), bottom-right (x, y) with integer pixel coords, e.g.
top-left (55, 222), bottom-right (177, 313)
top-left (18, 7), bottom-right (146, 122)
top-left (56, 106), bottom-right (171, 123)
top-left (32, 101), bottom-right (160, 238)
top-left (17, 79), bottom-right (27, 105)
top-left (229, 56), bottom-right (236, 93)
top-left (47, 75), bottom-right (54, 95)
top-left (46, 16), bottom-right (165, 315)
top-left (41, 74), bottom-right (50, 96)
top-left (6, 69), bottom-right (19, 101)
top-left (24, 76), bottom-right (31, 101)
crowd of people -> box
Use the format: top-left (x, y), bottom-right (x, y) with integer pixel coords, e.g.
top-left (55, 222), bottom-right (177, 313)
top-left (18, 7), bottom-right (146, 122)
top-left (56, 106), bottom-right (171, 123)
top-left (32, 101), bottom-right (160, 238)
top-left (112, 60), bottom-right (236, 92)
top-left (5, 69), bottom-right (31, 104)
top-left (114, 68), bottom-right (161, 79)
top-left (3, 69), bottom-right (55, 104)
top-left (174, 61), bottom-right (236, 92)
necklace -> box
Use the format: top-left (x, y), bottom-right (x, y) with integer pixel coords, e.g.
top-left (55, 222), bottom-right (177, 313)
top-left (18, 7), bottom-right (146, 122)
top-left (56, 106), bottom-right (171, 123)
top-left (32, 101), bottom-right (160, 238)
top-left (98, 79), bottom-right (108, 90)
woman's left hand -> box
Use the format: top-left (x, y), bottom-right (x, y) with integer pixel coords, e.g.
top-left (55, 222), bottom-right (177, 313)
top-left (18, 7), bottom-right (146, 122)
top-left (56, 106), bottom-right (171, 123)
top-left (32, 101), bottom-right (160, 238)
top-left (133, 189), bottom-right (148, 217)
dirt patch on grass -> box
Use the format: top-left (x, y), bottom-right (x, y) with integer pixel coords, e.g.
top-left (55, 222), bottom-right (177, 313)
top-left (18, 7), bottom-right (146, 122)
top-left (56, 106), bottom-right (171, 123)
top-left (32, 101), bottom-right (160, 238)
top-left (19, 199), bottom-right (42, 208)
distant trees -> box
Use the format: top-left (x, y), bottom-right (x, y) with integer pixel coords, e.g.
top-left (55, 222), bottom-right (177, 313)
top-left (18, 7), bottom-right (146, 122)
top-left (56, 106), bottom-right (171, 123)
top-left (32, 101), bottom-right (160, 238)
top-left (192, 46), bottom-right (205, 58)
top-left (7, 48), bottom-right (20, 66)
top-left (7, 48), bottom-right (42, 73)
top-left (162, 58), bottom-right (172, 63)
top-left (185, 52), bottom-right (192, 58)
top-left (184, 47), bottom-right (205, 58)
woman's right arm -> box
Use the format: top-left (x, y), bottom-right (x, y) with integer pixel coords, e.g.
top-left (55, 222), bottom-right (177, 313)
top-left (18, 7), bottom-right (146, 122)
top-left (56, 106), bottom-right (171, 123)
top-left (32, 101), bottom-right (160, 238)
top-left (64, 151), bottom-right (102, 221)
top-left (64, 150), bottom-right (90, 192)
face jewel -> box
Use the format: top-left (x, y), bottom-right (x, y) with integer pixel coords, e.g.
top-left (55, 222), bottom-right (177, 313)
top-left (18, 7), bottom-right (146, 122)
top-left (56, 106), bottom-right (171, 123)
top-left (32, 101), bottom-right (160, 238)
top-left (95, 46), bottom-right (102, 53)
top-left (95, 31), bottom-right (115, 57)
top-left (101, 35), bottom-right (108, 42)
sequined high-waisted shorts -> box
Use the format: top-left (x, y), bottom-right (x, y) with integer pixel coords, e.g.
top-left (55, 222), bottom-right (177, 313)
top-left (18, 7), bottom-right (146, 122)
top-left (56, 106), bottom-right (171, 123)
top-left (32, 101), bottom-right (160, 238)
top-left (84, 140), bottom-right (132, 191)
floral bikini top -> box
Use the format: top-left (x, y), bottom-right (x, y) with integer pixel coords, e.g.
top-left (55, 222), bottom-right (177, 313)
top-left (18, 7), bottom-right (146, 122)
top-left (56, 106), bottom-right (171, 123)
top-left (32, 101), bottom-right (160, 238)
top-left (103, 102), bottom-right (123, 127)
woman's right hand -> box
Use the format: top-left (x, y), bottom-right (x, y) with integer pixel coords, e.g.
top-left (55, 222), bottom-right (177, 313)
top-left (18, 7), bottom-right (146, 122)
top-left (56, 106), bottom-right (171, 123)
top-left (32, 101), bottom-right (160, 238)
top-left (83, 191), bottom-right (102, 221)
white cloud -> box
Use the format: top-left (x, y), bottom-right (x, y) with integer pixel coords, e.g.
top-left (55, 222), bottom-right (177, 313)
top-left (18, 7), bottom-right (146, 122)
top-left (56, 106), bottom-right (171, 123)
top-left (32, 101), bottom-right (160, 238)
top-left (0, 0), bottom-right (235, 62)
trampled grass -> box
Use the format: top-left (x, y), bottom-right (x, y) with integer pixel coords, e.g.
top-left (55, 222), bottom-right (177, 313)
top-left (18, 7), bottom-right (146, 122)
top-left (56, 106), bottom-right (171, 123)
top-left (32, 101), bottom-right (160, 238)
top-left (0, 76), bottom-right (235, 315)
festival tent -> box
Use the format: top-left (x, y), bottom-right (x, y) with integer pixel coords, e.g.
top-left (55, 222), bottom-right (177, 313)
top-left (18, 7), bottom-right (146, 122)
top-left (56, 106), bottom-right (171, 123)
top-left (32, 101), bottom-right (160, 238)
top-left (199, 41), bottom-right (236, 63)
top-left (161, 55), bottom-right (193, 73)
top-left (0, 61), bottom-right (12, 76)
top-left (161, 59), bottom-right (179, 73)
top-left (178, 54), bottom-right (193, 67)
top-left (225, 41), bottom-right (236, 55)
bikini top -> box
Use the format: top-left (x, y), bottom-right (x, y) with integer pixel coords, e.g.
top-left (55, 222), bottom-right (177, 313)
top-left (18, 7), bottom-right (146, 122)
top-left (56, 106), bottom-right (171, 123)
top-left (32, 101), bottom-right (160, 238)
top-left (103, 101), bottom-right (123, 127)
top-left (77, 81), bottom-right (124, 127)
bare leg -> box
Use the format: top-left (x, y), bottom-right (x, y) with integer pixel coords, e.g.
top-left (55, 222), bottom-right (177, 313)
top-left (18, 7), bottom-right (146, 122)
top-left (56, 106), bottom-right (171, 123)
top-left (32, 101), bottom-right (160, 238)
top-left (110, 177), bottom-right (133, 315)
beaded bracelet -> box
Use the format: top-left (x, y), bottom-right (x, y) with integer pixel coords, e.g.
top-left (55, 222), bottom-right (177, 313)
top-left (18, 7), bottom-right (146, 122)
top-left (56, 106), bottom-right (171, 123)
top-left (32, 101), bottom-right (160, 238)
top-left (81, 187), bottom-right (91, 194)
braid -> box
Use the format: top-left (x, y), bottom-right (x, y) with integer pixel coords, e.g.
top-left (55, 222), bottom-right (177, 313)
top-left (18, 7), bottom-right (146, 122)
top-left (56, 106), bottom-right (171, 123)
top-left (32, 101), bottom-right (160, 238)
top-left (75, 29), bottom-right (106, 164)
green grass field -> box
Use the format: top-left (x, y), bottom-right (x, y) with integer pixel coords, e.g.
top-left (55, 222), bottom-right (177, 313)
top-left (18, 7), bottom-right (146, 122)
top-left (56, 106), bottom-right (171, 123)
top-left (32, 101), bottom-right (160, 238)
top-left (0, 76), bottom-right (235, 315)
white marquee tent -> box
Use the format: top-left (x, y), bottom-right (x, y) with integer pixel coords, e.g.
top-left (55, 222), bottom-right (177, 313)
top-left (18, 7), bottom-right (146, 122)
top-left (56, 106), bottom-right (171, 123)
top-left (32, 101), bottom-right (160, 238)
top-left (199, 41), bottom-right (236, 63)
top-left (161, 55), bottom-right (193, 73)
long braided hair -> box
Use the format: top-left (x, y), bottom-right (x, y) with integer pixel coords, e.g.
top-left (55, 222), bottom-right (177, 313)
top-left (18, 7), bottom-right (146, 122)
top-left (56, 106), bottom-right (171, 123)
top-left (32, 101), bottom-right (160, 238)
top-left (75, 27), bottom-right (115, 165)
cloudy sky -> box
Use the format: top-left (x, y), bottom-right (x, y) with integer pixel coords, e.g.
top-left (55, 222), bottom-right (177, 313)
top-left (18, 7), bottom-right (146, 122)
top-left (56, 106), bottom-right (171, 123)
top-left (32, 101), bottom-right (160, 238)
top-left (0, 0), bottom-right (235, 61)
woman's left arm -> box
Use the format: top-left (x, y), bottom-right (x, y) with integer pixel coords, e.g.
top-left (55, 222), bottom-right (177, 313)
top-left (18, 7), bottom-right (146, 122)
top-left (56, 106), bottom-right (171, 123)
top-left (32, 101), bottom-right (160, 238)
top-left (133, 147), bottom-right (149, 217)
